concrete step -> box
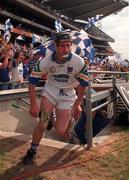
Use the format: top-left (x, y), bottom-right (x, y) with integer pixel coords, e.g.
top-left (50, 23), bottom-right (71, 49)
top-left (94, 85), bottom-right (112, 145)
top-left (0, 128), bottom-right (112, 151)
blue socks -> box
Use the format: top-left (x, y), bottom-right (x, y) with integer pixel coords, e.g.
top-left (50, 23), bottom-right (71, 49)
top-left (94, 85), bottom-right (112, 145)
top-left (30, 142), bottom-right (39, 152)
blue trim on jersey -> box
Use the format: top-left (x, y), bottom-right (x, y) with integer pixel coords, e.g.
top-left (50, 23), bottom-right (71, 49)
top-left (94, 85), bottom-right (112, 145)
top-left (78, 79), bottom-right (88, 87)
top-left (52, 52), bottom-right (72, 63)
top-left (28, 76), bottom-right (41, 85)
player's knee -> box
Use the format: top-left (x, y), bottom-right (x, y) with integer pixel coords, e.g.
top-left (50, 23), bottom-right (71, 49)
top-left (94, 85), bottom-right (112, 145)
top-left (39, 110), bottom-right (51, 124)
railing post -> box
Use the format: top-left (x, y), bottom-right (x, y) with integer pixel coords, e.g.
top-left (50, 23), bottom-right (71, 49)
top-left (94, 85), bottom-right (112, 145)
top-left (125, 73), bottom-right (128, 82)
top-left (85, 80), bottom-right (93, 149)
top-left (112, 76), bottom-right (117, 121)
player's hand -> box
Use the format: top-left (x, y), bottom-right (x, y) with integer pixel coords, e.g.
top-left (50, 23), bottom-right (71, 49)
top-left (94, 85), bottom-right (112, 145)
top-left (29, 103), bottom-right (40, 118)
top-left (72, 103), bottom-right (82, 121)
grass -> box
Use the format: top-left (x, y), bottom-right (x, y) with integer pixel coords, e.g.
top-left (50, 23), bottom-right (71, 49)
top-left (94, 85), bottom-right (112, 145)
top-left (120, 126), bottom-right (129, 133)
top-left (0, 128), bottom-right (129, 179)
top-left (0, 152), bottom-right (6, 171)
top-left (98, 135), bottom-right (129, 179)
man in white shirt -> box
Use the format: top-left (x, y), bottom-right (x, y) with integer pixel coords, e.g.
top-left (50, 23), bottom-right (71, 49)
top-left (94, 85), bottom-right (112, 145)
top-left (23, 31), bottom-right (89, 164)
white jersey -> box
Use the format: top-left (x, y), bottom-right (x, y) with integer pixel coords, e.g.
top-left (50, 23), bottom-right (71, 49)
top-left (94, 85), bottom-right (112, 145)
top-left (29, 52), bottom-right (89, 100)
top-left (39, 52), bottom-right (85, 89)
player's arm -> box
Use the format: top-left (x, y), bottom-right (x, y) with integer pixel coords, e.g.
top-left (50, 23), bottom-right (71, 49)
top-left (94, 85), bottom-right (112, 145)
top-left (73, 63), bottom-right (89, 120)
top-left (28, 59), bottom-right (48, 117)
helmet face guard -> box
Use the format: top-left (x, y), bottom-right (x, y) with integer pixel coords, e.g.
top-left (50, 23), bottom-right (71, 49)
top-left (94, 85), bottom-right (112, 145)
top-left (55, 32), bottom-right (72, 44)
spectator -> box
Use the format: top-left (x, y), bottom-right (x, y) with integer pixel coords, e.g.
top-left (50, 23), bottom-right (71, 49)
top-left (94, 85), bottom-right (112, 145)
top-left (0, 44), bottom-right (13, 90)
top-left (28, 49), bottom-right (42, 74)
top-left (22, 53), bottom-right (30, 80)
top-left (10, 51), bottom-right (24, 89)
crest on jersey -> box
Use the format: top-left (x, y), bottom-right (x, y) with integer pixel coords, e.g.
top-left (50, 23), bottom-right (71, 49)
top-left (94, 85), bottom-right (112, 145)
top-left (67, 67), bottom-right (73, 73)
top-left (50, 66), bottom-right (56, 73)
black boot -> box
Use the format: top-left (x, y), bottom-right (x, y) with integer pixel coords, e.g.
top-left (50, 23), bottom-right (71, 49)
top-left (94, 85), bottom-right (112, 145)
top-left (23, 148), bottom-right (37, 165)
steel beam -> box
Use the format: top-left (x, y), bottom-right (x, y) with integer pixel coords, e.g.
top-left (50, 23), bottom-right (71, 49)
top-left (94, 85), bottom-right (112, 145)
top-left (9, 0), bottom-right (80, 31)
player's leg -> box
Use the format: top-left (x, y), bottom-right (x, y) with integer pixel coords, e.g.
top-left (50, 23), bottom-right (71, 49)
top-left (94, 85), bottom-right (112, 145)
top-left (32, 96), bottom-right (54, 144)
top-left (23, 93), bottom-right (55, 164)
top-left (54, 108), bottom-right (72, 140)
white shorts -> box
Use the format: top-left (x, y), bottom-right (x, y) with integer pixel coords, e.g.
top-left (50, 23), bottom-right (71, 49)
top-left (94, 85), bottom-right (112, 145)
top-left (41, 82), bottom-right (77, 109)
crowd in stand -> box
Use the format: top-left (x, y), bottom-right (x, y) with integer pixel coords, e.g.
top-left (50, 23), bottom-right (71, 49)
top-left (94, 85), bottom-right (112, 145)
top-left (0, 35), bottom-right (47, 91)
top-left (89, 56), bottom-right (129, 80)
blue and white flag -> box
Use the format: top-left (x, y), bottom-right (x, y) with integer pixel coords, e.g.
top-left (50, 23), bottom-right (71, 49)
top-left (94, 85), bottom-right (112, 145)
top-left (36, 39), bottom-right (55, 57)
top-left (74, 15), bottom-right (103, 30)
top-left (14, 41), bottom-right (21, 52)
top-left (16, 35), bottom-right (25, 41)
top-left (32, 34), bottom-right (42, 44)
top-left (4, 19), bottom-right (13, 43)
top-left (86, 14), bottom-right (103, 29)
top-left (71, 30), bottom-right (96, 63)
top-left (55, 19), bottom-right (64, 33)
top-left (88, 14), bottom-right (103, 25)
top-left (38, 30), bottom-right (96, 63)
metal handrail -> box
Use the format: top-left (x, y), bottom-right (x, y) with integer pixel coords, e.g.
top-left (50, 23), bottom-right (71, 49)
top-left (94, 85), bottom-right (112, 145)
top-left (0, 79), bottom-right (46, 85)
top-left (88, 70), bottom-right (129, 75)
top-left (92, 99), bottom-right (113, 112)
top-left (85, 72), bottom-right (126, 149)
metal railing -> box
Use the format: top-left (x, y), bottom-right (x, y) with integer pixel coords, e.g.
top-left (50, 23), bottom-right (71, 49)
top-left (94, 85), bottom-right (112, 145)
top-left (86, 70), bottom-right (129, 149)
top-left (85, 81), bottom-right (114, 149)
top-left (0, 79), bottom-right (46, 85)
top-left (0, 87), bottom-right (42, 101)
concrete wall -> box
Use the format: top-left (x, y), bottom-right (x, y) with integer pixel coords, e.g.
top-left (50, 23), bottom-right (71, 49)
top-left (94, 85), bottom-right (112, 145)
top-left (0, 98), bottom-right (39, 135)
top-left (0, 88), bottom-right (42, 135)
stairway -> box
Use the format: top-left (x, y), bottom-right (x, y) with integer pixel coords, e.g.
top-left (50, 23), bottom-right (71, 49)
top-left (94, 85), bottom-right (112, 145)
top-left (116, 97), bottom-right (127, 118)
